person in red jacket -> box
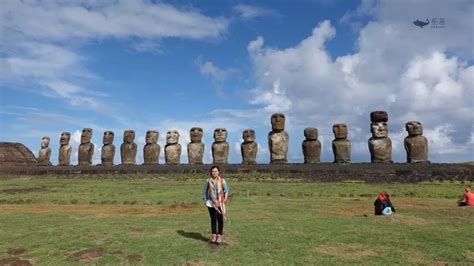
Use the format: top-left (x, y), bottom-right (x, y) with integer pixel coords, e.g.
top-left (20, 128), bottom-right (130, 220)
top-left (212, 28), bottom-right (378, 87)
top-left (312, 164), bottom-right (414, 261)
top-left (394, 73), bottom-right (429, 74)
top-left (374, 191), bottom-right (396, 215)
top-left (457, 185), bottom-right (474, 207)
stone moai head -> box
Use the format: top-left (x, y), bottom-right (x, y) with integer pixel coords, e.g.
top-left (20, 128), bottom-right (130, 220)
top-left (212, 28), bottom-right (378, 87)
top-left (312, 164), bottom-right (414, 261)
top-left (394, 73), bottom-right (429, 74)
top-left (103, 131), bottom-right (114, 145)
top-left (190, 127), bottom-right (203, 143)
top-left (370, 111), bottom-right (388, 139)
top-left (81, 128), bottom-right (93, 144)
top-left (166, 130), bottom-right (180, 145)
top-left (304, 128), bottom-right (318, 140)
top-left (41, 136), bottom-right (50, 148)
top-left (146, 130), bottom-right (159, 144)
top-left (406, 121), bottom-right (423, 137)
top-left (271, 113), bottom-right (286, 132)
top-left (214, 128), bottom-right (228, 143)
top-left (243, 129), bottom-right (256, 143)
top-left (123, 130), bottom-right (135, 143)
top-left (60, 132), bottom-right (71, 145)
top-left (333, 123), bottom-right (348, 139)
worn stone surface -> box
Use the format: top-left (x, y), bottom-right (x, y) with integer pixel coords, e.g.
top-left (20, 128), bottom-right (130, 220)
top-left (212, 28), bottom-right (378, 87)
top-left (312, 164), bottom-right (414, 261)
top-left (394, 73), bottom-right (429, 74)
top-left (0, 142), bottom-right (36, 166)
top-left (78, 128), bottom-right (94, 166)
top-left (368, 111), bottom-right (392, 163)
top-left (165, 130), bottom-right (181, 164)
top-left (241, 129), bottom-right (257, 164)
top-left (101, 131), bottom-right (115, 166)
top-left (121, 130), bottom-right (137, 165)
top-left (188, 127), bottom-right (204, 164)
top-left (144, 130), bottom-right (160, 165)
top-left (37, 136), bottom-right (52, 166)
top-left (268, 113), bottom-right (289, 164)
top-left (302, 128), bottom-right (321, 163)
top-left (332, 123), bottom-right (351, 163)
top-left (404, 121), bottom-right (429, 163)
top-left (58, 132), bottom-right (72, 166)
top-left (212, 128), bottom-right (229, 164)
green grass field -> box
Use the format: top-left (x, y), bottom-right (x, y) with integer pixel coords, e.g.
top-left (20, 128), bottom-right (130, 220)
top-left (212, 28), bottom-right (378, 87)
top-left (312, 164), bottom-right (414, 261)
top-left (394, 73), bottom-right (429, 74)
top-left (0, 174), bottom-right (473, 265)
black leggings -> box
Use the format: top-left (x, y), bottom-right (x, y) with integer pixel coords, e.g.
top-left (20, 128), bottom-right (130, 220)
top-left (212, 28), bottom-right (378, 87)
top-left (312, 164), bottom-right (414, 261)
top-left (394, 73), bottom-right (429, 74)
top-left (207, 207), bottom-right (224, 235)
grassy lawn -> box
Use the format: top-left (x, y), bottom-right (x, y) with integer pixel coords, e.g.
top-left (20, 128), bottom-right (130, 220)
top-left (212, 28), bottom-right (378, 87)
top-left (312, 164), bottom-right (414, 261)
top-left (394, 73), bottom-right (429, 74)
top-left (0, 174), bottom-right (473, 265)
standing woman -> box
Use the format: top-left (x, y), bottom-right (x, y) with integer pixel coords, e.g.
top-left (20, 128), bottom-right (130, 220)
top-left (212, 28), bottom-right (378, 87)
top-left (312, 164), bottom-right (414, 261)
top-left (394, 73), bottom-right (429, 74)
top-left (203, 165), bottom-right (229, 244)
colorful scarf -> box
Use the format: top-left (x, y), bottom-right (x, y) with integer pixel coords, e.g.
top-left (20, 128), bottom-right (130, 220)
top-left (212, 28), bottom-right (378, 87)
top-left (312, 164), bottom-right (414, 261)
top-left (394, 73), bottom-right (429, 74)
top-left (208, 175), bottom-right (227, 220)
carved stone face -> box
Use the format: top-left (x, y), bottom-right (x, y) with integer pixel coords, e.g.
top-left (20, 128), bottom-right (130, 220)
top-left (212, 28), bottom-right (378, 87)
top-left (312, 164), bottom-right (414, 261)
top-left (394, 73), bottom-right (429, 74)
top-left (214, 128), bottom-right (228, 142)
top-left (333, 123), bottom-right (348, 139)
top-left (190, 127), bottom-right (203, 143)
top-left (304, 128), bottom-right (318, 140)
top-left (406, 121), bottom-right (423, 136)
top-left (103, 131), bottom-right (114, 145)
top-left (271, 113), bottom-right (285, 131)
top-left (166, 130), bottom-right (179, 144)
top-left (81, 128), bottom-right (93, 144)
top-left (60, 132), bottom-right (71, 145)
top-left (41, 137), bottom-right (50, 148)
top-left (123, 130), bottom-right (135, 143)
top-left (146, 130), bottom-right (158, 144)
top-left (243, 129), bottom-right (255, 142)
top-left (371, 122), bottom-right (388, 138)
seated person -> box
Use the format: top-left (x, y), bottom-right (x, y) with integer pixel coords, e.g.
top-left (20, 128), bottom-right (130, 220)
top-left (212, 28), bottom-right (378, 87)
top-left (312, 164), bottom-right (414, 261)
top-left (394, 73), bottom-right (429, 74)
top-left (457, 185), bottom-right (473, 207)
top-left (374, 191), bottom-right (396, 215)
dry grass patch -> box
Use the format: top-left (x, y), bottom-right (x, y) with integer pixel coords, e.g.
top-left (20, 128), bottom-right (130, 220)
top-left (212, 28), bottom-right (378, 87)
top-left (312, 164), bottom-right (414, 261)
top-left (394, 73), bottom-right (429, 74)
top-left (315, 243), bottom-right (377, 261)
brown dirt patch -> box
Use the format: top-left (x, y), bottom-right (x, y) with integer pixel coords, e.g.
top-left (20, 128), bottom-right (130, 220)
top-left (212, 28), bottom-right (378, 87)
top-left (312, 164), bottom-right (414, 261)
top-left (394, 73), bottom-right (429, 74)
top-left (0, 204), bottom-right (199, 217)
top-left (126, 254), bottom-right (143, 262)
top-left (315, 243), bottom-right (377, 261)
top-left (67, 248), bottom-right (105, 262)
top-left (7, 248), bottom-right (27, 256)
top-left (395, 199), bottom-right (452, 210)
top-left (0, 257), bottom-right (32, 266)
top-left (379, 214), bottom-right (432, 225)
top-left (405, 251), bottom-right (427, 264)
top-left (467, 251), bottom-right (474, 262)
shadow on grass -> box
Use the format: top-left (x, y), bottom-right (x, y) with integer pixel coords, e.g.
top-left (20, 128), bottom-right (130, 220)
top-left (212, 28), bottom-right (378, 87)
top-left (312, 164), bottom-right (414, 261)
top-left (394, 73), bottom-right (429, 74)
top-left (177, 230), bottom-right (208, 242)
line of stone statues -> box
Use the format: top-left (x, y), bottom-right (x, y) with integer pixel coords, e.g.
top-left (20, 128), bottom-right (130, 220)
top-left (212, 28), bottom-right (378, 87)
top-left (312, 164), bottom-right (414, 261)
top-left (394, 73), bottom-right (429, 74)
top-left (36, 111), bottom-right (429, 166)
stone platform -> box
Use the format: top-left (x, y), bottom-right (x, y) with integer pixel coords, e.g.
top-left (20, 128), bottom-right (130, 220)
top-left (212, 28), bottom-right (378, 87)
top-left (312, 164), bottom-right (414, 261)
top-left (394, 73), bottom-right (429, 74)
top-left (0, 163), bottom-right (472, 183)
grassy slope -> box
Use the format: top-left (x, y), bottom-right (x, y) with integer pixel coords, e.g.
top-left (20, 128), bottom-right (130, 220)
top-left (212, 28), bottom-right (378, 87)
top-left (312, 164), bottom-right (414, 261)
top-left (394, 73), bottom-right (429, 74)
top-left (0, 175), bottom-right (473, 265)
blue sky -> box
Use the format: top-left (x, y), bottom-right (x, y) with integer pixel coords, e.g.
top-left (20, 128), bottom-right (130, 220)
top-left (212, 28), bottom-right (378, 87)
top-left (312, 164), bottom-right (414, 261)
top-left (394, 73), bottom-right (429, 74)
top-left (1, 0), bottom-right (473, 165)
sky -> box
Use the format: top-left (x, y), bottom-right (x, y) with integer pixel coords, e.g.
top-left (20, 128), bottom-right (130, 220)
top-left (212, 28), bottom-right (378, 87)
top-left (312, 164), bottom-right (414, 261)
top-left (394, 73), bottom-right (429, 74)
top-left (1, 0), bottom-right (473, 165)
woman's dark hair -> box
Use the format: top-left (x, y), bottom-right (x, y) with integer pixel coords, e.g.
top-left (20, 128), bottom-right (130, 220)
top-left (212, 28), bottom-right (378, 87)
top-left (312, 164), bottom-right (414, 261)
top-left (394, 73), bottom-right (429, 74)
top-left (209, 165), bottom-right (220, 175)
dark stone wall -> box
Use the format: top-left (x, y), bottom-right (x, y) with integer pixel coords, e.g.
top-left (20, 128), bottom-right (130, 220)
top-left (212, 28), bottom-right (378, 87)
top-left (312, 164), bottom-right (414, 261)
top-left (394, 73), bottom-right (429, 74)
top-left (0, 142), bottom-right (37, 166)
top-left (0, 163), bottom-right (472, 183)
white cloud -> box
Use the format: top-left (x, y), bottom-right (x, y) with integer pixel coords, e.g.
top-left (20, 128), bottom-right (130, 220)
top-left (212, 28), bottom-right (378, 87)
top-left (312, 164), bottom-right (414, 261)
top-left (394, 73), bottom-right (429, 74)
top-left (1, 0), bottom-right (228, 42)
top-left (233, 4), bottom-right (277, 20)
top-left (246, 0), bottom-right (474, 162)
top-left (196, 59), bottom-right (237, 98)
top-left (1, 0), bottom-right (230, 113)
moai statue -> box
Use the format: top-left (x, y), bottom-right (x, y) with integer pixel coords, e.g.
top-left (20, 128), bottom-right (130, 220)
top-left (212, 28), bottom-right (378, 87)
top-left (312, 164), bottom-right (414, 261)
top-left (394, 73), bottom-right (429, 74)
top-left (78, 128), bottom-right (94, 165)
top-left (212, 128), bottom-right (229, 164)
top-left (302, 128), bottom-right (321, 163)
top-left (144, 130), bottom-right (160, 164)
top-left (188, 127), bottom-right (204, 164)
top-left (368, 111), bottom-right (392, 163)
top-left (241, 129), bottom-right (258, 164)
top-left (404, 121), bottom-right (429, 163)
top-left (332, 123), bottom-right (351, 164)
top-left (101, 131), bottom-right (115, 166)
top-left (58, 132), bottom-right (71, 166)
top-left (121, 130), bottom-right (137, 165)
top-left (268, 113), bottom-right (289, 164)
top-left (37, 136), bottom-right (52, 166)
top-left (165, 130), bottom-right (181, 164)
